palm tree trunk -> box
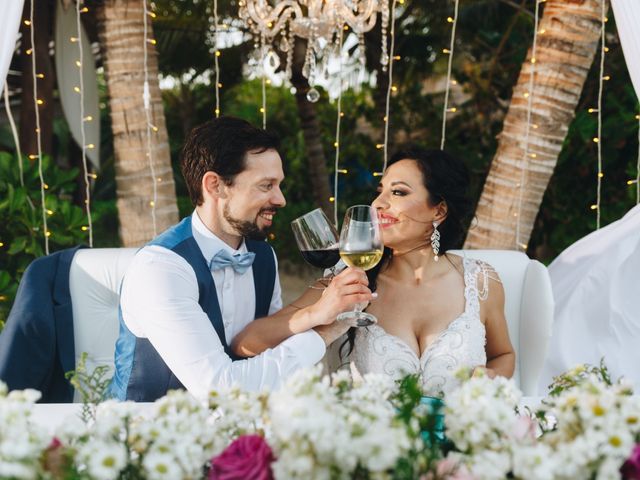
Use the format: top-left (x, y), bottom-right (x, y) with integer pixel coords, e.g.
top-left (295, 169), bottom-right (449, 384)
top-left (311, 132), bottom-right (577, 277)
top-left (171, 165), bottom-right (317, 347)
top-left (290, 39), bottom-right (332, 218)
top-left (96, 0), bottom-right (178, 247)
top-left (465, 0), bottom-right (604, 250)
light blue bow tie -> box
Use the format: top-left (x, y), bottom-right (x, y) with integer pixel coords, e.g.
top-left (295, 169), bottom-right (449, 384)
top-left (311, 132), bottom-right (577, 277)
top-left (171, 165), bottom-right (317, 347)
top-left (209, 249), bottom-right (256, 274)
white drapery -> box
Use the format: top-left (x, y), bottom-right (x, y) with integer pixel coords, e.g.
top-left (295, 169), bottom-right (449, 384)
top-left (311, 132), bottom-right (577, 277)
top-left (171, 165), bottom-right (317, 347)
top-left (54, 0), bottom-right (100, 169)
top-left (0, 0), bottom-right (25, 95)
top-left (612, 0), bottom-right (640, 99)
top-left (539, 204), bottom-right (640, 392)
top-left (539, 0), bottom-right (640, 394)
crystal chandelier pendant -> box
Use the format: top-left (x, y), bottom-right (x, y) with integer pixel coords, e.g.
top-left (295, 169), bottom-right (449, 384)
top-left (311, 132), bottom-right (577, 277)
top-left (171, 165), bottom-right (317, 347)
top-left (238, 0), bottom-right (390, 86)
top-left (306, 87), bottom-right (321, 103)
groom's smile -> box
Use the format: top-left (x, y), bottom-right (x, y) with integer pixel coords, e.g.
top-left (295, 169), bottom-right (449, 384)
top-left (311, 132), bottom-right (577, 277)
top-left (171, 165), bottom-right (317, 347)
top-left (219, 148), bottom-right (286, 241)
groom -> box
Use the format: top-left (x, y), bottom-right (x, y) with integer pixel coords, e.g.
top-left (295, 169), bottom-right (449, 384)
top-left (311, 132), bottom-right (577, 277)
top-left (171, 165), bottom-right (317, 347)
top-left (108, 116), bottom-right (371, 401)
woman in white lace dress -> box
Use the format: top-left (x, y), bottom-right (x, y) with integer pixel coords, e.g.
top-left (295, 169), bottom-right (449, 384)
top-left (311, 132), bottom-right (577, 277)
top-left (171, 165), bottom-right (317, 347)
top-left (233, 148), bottom-right (514, 398)
top-left (343, 147), bottom-right (515, 398)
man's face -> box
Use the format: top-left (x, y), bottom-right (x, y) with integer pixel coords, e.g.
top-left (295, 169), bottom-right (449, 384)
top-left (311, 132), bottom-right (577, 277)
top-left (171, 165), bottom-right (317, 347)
top-left (220, 149), bottom-right (286, 240)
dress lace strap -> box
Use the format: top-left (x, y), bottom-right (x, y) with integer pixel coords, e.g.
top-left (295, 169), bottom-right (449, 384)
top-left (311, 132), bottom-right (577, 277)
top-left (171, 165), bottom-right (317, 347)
top-left (463, 257), bottom-right (502, 304)
top-left (462, 257), bottom-right (481, 316)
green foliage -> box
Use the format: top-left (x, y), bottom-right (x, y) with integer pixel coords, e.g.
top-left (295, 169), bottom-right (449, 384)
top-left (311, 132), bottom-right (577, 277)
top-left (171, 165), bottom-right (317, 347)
top-left (391, 375), bottom-right (447, 478)
top-left (0, 152), bottom-right (92, 326)
top-left (65, 352), bottom-right (112, 424)
top-left (546, 358), bottom-right (613, 397)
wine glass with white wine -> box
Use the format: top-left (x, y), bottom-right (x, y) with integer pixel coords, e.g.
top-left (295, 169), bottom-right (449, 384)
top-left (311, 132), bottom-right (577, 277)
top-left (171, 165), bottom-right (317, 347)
top-left (337, 205), bottom-right (383, 327)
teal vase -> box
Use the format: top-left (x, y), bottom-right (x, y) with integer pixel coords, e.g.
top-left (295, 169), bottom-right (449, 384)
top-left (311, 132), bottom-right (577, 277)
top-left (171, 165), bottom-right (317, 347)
top-left (420, 396), bottom-right (446, 445)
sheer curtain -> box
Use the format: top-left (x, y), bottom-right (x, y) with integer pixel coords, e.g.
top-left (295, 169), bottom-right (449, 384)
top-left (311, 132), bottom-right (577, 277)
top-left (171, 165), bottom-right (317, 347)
top-left (0, 0), bottom-right (25, 94)
top-left (612, 0), bottom-right (640, 98)
top-left (539, 206), bottom-right (640, 392)
top-left (540, 0), bottom-right (640, 393)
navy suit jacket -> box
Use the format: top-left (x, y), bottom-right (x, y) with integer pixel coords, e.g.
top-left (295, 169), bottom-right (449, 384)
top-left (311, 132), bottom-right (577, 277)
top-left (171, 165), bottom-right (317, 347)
top-left (0, 246), bottom-right (84, 402)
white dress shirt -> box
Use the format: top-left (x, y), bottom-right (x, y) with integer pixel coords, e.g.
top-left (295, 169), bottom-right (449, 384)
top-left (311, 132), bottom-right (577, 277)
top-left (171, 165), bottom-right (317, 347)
top-left (120, 211), bottom-right (325, 399)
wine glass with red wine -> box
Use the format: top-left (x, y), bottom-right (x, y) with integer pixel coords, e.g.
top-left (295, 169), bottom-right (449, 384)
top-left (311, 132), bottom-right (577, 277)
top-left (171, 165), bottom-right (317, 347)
top-left (291, 208), bottom-right (340, 275)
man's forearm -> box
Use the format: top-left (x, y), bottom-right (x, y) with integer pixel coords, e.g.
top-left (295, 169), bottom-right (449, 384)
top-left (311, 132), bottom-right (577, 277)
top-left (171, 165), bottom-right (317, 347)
top-left (231, 305), bottom-right (317, 357)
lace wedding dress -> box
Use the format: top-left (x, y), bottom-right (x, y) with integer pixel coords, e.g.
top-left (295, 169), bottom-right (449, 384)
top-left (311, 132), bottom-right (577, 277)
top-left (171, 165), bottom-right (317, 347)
top-left (351, 257), bottom-right (488, 398)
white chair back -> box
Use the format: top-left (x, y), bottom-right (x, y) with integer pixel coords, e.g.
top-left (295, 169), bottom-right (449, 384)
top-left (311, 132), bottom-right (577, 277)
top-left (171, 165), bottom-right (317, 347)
top-left (450, 250), bottom-right (554, 395)
top-left (69, 248), bottom-right (136, 400)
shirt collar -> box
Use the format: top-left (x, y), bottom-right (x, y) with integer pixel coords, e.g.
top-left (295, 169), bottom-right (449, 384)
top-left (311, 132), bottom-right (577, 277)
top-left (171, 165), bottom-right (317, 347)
top-left (191, 210), bottom-right (248, 263)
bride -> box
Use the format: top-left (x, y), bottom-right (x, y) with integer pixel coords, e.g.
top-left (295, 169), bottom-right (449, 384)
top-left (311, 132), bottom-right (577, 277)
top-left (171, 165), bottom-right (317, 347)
top-left (233, 147), bottom-right (515, 397)
top-left (342, 147), bottom-right (514, 397)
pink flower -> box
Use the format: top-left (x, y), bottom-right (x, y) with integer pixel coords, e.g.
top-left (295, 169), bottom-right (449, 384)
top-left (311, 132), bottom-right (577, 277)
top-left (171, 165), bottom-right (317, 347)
top-left (209, 435), bottom-right (274, 480)
top-left (43, 437), bottom-right (67, 477)
top-left (621, 444), bottom-right (640, 480)
top-left (420, 458), bottom-right (474, 480)
top-left (511, 416), bottom-right (537, 442)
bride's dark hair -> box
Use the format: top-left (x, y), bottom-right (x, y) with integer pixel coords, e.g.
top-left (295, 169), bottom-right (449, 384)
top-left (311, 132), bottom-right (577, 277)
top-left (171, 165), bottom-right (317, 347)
top-left (339, 147), bottom-right (473, 360)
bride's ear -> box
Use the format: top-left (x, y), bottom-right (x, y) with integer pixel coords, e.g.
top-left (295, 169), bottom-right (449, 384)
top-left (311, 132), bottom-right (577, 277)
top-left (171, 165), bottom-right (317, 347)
top-left (434, 201), bottom-right (448, 224)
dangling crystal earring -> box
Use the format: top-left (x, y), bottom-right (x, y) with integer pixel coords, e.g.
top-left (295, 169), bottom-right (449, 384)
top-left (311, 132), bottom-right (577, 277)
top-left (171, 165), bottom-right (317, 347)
top-left (430, 221), bottom-right (440, 262)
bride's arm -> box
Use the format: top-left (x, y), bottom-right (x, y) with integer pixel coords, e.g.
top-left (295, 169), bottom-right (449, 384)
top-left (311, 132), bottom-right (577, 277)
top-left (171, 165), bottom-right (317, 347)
top-left (481, 272), bottom-right (516, 378)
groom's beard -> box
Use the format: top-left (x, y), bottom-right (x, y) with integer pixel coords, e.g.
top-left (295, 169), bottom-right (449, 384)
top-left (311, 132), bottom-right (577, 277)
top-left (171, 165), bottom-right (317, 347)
top-left (223, 203), bottom-right (274, 240)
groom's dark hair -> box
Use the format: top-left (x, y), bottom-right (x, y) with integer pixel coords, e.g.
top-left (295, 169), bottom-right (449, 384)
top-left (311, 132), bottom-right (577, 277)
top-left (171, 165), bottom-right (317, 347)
top-left (181, 116), bottom-right (281, 206)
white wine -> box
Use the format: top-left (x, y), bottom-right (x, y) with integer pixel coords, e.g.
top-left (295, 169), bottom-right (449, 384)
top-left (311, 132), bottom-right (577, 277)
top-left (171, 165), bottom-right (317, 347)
top-left (340, 250), bottom-right (383, 270)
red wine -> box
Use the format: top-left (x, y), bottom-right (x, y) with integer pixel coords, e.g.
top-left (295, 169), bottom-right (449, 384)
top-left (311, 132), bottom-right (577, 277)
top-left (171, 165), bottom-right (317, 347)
top-left (300, 248), bottom-right (340, 269)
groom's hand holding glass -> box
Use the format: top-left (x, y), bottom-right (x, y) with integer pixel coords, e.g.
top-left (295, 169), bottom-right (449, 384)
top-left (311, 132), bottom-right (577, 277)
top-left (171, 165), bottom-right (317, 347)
top-left (231, 208), bottom-right (375, 357)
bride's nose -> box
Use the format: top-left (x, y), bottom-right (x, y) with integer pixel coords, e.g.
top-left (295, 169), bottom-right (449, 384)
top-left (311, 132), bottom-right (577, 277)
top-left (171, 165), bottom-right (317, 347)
top-left (372, 191), bottom-right (388, 210)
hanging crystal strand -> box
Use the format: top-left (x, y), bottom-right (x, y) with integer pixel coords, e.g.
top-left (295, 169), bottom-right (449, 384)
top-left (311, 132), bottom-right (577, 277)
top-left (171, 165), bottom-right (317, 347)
top-left (309, 34), bottom-right (318, 84)
top-left (285, 29), bottom-right (294, 80)
top-left (380, 2), bottom-right (390, 72)
top-left (358, 32), bottom-right (366, 68)
top-left (302, 35), bottom-right (313, 79)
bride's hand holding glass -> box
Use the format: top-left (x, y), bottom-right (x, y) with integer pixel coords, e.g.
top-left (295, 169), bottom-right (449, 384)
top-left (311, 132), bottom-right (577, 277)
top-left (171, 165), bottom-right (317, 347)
top-left (307, 267), bottom-right (375, 326)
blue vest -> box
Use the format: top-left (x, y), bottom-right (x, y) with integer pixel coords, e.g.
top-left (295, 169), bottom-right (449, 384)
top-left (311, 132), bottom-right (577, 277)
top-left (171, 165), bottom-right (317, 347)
top-left (108, 216), bottom-right (276, 402)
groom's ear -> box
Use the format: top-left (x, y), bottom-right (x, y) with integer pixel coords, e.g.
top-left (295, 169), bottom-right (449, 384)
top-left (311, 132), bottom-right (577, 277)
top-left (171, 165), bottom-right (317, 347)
top-left (202, 172), bottom-right (226, 200)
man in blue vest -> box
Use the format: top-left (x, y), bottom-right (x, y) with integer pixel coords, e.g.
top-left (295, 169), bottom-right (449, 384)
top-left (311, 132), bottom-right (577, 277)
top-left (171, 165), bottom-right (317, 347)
top-left (108, 116), bottom-right (373, 401)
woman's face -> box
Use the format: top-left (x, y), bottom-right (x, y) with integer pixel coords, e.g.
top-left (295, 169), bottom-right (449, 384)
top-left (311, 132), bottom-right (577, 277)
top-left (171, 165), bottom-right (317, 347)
top-left (371, 159), bottom-right (441, 250)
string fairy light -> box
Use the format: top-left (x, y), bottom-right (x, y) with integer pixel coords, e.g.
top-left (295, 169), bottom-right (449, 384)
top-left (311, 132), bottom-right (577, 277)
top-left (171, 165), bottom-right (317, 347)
top-left (514, 0), bottom-right (541, 251)
top-left (213, 0), bottom-right (221, 117)
top-left (143, 0), bottom-right (158, 236)
top-left (75, 0), bottom-right (93, 246)
top-left (381, 0), bottom-right (398, 174)
top-left (259, 34), bottom-right (267, 129)
top-left (595, 1), bottom-right (606, 229)
top-left (28, 0), bottom-right (49, 254)
top-left (332, 29), bottom-right (345, 228)
top-left (440, 0), bottom-right (459, 150)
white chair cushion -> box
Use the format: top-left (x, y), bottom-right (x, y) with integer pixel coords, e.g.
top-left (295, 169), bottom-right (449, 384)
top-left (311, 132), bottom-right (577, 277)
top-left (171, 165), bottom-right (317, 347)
top-left (69, 248), bottom-right (137, 399)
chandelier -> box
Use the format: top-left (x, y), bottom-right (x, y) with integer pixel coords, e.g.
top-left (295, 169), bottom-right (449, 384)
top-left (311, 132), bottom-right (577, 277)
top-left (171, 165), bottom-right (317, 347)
top-left (238, 0), bottom-right (390, 101)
